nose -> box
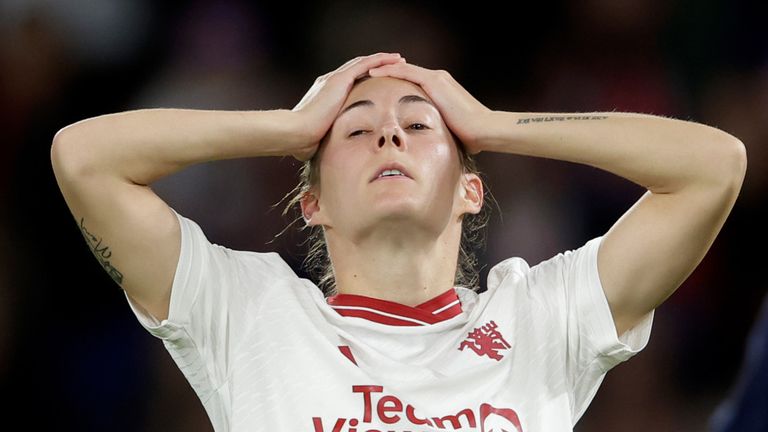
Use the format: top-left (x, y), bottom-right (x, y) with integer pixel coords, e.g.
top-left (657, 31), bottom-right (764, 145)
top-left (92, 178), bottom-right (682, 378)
top-left (377, 124), bottom-right (404, 150)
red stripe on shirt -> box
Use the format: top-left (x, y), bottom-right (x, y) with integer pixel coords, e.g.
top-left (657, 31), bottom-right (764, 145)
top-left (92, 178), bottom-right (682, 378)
top-left (327, 287), bottom-right (462, 326)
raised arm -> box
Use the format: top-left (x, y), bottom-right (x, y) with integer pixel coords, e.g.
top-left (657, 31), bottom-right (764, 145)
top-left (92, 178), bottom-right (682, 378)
top-left (368, 62), bottom-right (747, 336)
top-left (481, 112), bottom-right (745, 336)
top-left (51, 52), bottom-right (405, 321)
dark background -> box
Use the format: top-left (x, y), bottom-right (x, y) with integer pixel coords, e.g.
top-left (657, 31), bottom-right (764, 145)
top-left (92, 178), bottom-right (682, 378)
top-left (1, 0), bottom-right (766, 430)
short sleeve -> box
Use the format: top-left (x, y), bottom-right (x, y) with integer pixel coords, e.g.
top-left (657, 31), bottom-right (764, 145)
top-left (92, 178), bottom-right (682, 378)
top-left (524, 236), bottom-right (654, 422)
top-left (124, 208), bottom-right (297, 397)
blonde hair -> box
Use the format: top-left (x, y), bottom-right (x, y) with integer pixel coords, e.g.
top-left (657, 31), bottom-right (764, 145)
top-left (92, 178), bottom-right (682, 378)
top-left (277, 78), bottom-right (494, 297)
top-left (278, 137), bottom-right (494, 296)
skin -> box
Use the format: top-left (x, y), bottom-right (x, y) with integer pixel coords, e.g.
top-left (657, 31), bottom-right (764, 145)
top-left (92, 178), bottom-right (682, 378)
top-left (53, 52), bottom-right (746, 338)
top-left (367, 61), bottom-right (746, 336)
top-left (300, 77), bottom-right (483, 306)
top-left (51, 53), bottom-right (413, 323)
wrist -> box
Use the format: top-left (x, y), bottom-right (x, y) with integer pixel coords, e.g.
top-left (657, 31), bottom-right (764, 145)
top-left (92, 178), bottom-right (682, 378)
top-left (253, 110), bottom-right (317, 157)
top-left (288, 110), bottom-right (329, 148)
top-left (471, 110), bottom-right (518, 153)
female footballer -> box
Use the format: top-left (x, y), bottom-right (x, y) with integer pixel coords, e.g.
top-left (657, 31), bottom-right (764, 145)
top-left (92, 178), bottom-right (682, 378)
top-left (51, 52), bottom-right (746, 431)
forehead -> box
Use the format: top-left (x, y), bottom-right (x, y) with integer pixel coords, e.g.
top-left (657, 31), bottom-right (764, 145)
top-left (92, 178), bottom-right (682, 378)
top-left (344, 76), bottom-right (432, 106)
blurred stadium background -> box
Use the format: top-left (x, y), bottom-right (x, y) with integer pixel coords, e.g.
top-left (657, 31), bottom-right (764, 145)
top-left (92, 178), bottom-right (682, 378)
top-left (0, 0), bottom-right (766, 430)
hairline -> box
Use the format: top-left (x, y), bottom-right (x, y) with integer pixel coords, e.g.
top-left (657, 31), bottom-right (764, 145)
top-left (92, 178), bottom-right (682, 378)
top-left (337, 94), bottom-right (435, 121)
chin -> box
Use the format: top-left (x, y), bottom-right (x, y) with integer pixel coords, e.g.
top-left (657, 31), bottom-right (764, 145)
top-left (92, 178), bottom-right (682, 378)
top-left (367, 201), bottom-right (441, 233)
top-left (347, 201), bottom-right (449, 241)
top-left (371, 208), bottom-right (420, 224)
top-left (369, 197), bottom-right (422, 218)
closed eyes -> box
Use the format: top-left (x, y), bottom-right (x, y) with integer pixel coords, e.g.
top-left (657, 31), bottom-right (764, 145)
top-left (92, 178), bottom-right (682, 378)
top-left (349, 123), bottom-right (430, 137)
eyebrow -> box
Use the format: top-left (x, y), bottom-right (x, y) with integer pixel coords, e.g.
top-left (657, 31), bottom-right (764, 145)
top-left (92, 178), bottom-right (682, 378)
top-left (338, 95), bottom-right (435, 118)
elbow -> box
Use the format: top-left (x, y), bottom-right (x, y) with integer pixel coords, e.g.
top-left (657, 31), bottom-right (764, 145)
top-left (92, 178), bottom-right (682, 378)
top-left (51, 122), bottom-right (82, 150)
top-left (50, 124), bottom-right (92, 178)
top-left (51, 126), bottom-right (68, 158)
top-left (733, 138), bottom-right (748, 179)
top-left (51, 126), bottom-right (75, 174)
top-left (711, 135), bottom-right (747, 194)
top-left (726, 136), bottom-right (747, 186)
top-left (51, 126), bottom-right (72, 173)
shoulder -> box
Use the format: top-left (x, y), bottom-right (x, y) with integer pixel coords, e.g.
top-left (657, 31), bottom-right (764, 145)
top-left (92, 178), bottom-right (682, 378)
top-left (229, 249), bottom-right (298, 278)
top-left (487, 237), bottom-right (604, 292)
top-left (174, 209), bottom-right (298, 281)
top-left (487, 256), bottom-right (532, 290)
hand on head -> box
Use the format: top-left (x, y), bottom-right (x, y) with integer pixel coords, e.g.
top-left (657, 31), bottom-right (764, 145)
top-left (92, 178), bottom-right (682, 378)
top-left (366, 60), bottom-right (492, 155)
top-left (290, 53), bottom-right (405, 161)
top-left (291, 53), bottom-right (493, 161)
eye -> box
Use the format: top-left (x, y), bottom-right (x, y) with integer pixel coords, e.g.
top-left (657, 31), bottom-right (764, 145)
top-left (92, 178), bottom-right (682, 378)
top-left (349, 129), bottom-right (369, 137)
top-left (407, 123), bottom-right (429, 131)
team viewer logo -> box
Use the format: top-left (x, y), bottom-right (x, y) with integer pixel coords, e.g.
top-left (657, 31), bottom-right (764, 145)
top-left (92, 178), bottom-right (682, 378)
top-left (458, 320), bottom-right (511, 361)
top-left (312, 385), bottom-right (524, 431)
top-left (480, 403), bottom-right (523, 432)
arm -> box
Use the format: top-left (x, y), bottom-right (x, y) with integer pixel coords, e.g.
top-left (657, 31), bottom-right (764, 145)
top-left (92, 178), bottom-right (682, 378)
top-left (51, 109), bottom-right (309, 321)
top-left (479, 111), bottom-right (746, 335)
top-left (51, 52), bottom-right (405, 321)
top-left (368, 63), bottom-right (747, 336)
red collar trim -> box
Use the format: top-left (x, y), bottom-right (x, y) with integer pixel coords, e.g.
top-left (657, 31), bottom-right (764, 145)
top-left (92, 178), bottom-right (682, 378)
top-left (327, 287), bottom-right (462, 326)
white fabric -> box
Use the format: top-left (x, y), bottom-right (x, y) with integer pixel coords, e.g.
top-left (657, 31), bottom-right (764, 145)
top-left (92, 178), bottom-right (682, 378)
top-left (126, 209), bottom-right (654, 431)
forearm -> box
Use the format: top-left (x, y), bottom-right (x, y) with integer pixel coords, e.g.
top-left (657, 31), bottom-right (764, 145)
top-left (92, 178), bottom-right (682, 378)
top-left (51, 108), bottom-right (307, 185)
top-left (479, 111), bottom-right (746, 193)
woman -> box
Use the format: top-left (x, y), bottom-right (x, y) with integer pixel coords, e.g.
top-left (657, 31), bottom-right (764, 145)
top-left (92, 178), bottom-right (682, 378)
top-left (51, 52), bottom-right (746, 431)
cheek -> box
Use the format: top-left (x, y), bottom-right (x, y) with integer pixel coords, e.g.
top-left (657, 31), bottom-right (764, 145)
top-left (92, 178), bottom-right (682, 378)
top-left (436, 143), bottom-right (456, 167)
top-left (414, 142), bottom-right (462, 207)
top-left (320, 133), bottom-right (366, 170)
top-left (318, 148), bottom-right (363, 209)
top-left (422, 140), bottom-right (460, 180)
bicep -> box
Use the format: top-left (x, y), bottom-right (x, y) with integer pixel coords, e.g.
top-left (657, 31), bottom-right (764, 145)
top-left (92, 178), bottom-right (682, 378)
top-left (53, 150), bottom-right (180, 321)
top-left (598, 184), bottom-right (740, 335)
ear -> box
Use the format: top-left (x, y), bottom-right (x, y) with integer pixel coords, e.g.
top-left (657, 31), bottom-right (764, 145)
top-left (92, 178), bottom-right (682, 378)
top-left (459, 173), bottom-right (484, 215)
top-left (299, 189), bottom-right (325, 226)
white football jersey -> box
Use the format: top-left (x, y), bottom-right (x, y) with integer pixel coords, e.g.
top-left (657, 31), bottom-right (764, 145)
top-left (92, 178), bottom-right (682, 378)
top-left (126, 209), bottom-right (653, 431)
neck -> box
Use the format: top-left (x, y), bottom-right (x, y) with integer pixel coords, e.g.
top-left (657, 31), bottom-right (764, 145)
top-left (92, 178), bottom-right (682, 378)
top-left (326, 220), bottom-right (461, 306)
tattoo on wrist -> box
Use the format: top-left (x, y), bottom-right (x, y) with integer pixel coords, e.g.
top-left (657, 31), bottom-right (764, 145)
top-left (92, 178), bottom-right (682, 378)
top-left (516, 115), bottom-right (608, 124)
top-left (79, 217), bottom-right (124, 285)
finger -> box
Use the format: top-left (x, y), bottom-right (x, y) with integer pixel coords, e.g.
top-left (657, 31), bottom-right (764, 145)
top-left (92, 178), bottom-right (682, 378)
top-left (367, 62), bottom-right (430, 86)
top-left (339, 54), bottom-right (405, 80)
top-left (337, 52), bottom-right (401, 74)
top-left (353, 57), bottom-right (407, 80)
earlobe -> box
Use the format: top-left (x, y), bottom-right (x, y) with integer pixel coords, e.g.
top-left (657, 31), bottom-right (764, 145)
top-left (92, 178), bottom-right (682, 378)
top-left (463, 174), bottom-right (484, 214)
top-left (299, 191), bottom-right (321, 226)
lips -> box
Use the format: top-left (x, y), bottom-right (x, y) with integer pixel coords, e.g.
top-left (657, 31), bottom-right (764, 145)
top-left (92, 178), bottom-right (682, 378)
top-left (370, 162), bottom-right (413, 182)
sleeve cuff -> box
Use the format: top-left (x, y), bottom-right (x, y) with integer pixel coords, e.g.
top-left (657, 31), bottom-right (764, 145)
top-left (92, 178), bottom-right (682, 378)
top-left (122, 208), bottom-right (197, 340)
top-left (580, 236), bottom-right (654, 369)
top-left (124, 291), bottom-right (182, 340)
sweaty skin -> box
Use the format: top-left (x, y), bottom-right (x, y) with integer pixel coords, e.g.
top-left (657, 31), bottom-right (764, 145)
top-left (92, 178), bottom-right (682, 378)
top-left (301, 77), bottom-right (483, 307)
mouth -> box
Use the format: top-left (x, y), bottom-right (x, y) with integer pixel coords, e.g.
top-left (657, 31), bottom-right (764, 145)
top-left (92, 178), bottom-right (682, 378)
top-left (370, 163), bottom-right (413, 183)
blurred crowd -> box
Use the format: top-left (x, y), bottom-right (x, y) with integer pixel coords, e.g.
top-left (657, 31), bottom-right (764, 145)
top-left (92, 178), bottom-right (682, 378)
top-left (0, 0), bottom-right (765, 430)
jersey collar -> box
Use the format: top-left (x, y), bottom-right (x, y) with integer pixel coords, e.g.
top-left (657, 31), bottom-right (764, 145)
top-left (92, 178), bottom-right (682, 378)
top-left (326, 287), bottom-right (463, 326)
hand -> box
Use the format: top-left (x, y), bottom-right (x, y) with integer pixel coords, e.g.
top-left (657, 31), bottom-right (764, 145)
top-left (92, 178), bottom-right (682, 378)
top-left (367, 62), bottom-right (492, 155)
top-left (290, 52), bottom-right (406, 161)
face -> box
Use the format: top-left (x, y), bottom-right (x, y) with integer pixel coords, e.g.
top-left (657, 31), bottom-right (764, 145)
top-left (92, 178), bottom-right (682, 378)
top-left (301, 77), bottom-right (481, 240)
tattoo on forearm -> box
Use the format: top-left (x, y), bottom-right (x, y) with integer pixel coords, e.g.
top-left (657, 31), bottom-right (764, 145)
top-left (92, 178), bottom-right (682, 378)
top-left (517, 115), bottom-right (608, 124)
top-left (79, 217), bottom-right (124, 285)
